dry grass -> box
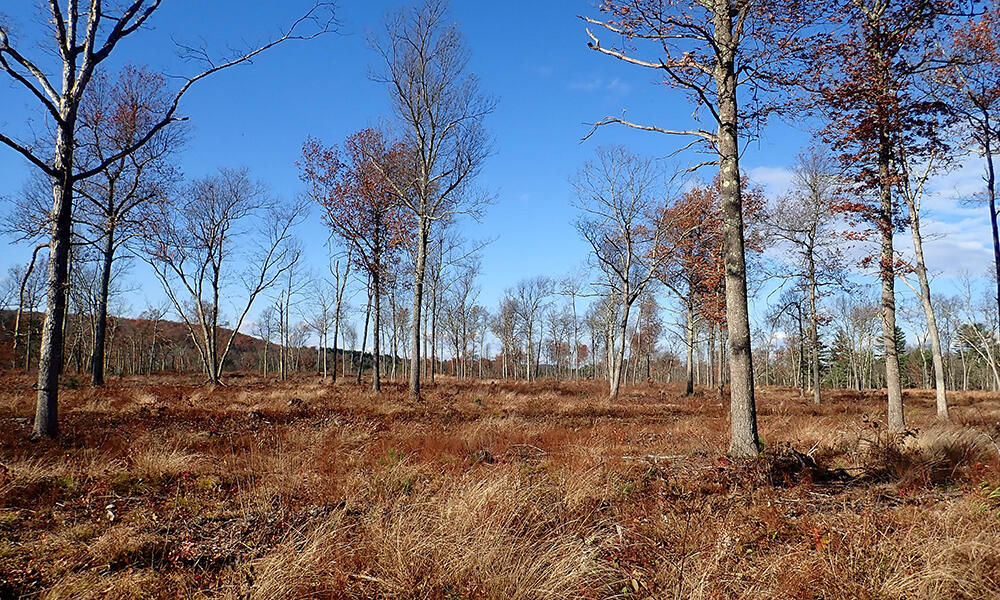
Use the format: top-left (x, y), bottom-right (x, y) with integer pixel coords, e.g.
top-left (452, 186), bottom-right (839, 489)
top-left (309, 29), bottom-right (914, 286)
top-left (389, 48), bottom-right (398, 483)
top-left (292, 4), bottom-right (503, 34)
top-left (0, 374), bottom-right (998, 599)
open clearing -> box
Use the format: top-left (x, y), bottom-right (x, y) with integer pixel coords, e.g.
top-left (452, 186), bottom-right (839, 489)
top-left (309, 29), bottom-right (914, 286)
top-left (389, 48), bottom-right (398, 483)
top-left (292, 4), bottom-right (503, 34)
top-left (1, 376), bottom-right (999, 599)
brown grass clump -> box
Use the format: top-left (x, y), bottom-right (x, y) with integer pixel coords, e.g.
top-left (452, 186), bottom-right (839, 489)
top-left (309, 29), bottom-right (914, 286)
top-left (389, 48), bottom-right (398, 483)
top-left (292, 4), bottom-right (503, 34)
top-left (1, 373), bottom-right (999, 599)
top-left (246, 471), bottom-right (618, 600)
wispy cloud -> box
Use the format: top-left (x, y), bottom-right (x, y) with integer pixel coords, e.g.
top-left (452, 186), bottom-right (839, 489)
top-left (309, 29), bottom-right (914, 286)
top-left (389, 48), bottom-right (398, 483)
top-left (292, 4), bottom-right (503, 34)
top-left (566, 76), bottom-right (631, 96)
top-left (527, 64), bottom-right (554, 78)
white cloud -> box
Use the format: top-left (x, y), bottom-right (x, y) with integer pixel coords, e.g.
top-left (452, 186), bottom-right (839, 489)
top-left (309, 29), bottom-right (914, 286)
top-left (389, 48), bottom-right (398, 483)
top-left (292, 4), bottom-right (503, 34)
top-left (747, 165), bottom-right (795, 198)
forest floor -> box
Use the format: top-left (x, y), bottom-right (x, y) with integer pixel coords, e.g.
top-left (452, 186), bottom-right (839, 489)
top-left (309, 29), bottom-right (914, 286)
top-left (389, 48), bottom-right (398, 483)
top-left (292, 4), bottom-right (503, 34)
top-left (0, 373), bottom-right (999, 600)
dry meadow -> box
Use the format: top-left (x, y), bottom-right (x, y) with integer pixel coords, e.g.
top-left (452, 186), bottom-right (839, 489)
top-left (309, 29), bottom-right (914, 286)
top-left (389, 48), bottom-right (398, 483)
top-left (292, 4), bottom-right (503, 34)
top-left (1, 375), bottom-right (999, 599)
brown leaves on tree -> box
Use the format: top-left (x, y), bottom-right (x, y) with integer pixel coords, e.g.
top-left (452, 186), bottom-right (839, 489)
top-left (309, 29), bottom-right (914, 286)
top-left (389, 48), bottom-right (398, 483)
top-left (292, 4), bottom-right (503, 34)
top-left (657, 175), bottom-right (764, 327)
top-left (299, 128), bottom-right (412, 285)
top-left (810, 0), bottom-right (956, 230)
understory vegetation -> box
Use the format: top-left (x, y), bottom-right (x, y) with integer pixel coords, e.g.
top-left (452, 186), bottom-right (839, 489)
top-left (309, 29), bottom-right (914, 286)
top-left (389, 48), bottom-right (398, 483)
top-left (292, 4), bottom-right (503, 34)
top-left (1, 375), bottom-right (998, 599)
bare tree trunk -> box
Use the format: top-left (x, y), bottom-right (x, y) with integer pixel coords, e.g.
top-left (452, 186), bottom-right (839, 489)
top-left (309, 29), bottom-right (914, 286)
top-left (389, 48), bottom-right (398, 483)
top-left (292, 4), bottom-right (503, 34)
top-left (716, 323), bottom-right (724, 399)
top-left (797, 306), bottom-right (806, 399)
top-left (431, 278), bottom-right (439, 383)
top-left (148, 317), bottom-right (159, 376)
top-left (715, 5), bottom-right (759, 457)
top-left (609, 300), bottom-right (631, 399)
top-left (903, 184), bottom-right (948, 420)
top-left (878, 141), bottom-right (905, 432)
top-left (408, 220), bottom-right (429, 399)
top-left (986, 139), bottom-right (1000, 340)
top-left (808, 254), bottom-right (821, 405)
top-left (372, 273), bottom-right (381, 392)
top-left (358, 281), bottom-right (372, 386)
top-left (34, 124), bottom-right (75, 439)
top-left (91, 227), bottom-right (115, 387)
top-left (708, 324), bottom-right (717, 393)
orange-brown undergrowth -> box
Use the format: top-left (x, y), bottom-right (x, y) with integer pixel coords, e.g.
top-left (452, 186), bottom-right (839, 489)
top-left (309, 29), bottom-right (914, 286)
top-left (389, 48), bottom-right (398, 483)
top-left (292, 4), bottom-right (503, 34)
top-left (0, 374), bottom-right (998, 599)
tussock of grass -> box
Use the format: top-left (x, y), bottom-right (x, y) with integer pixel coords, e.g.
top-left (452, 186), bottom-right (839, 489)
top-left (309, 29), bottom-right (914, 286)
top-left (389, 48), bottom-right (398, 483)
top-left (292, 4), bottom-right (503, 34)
top-left (247, 471), bottom-right (618, 600)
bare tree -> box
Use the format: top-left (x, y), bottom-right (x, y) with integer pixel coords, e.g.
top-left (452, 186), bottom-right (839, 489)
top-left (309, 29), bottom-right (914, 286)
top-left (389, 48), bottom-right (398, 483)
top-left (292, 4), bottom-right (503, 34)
top-left (953, 274), bottom-right (1000, 390)
top-left (137, 301), bottom-right (169, 375)
top-left (305, 277), bottom-right (336, 379)
top-left (144, 168), bottom-right (304, 384)
top-left (342, 322), bottom-right (358, 378)
top-left (371, 0), bottom-right (494, 399)
top-left (444, 260), bottom-right (480, 378)
top-left (763, 149), bottom-right (848, 405)
top-left (74, 66), bottom-right (182, 386)
top-left (896, 150), bottom-right (950, 419)
top-left (0, 1), bottom-right (335, 438)
top-left (252, 305), bottom-right (278, 377)
top-left (581, 0), bottom-right (809, 456)
top-left (572, 146), bottom-right (670, 399)
top-left (275, 245), bottom-right (306, 381)
top-left (8, 259), bottom-right (47, 370)
top-left (491, 295), bottom-right (519, 379)
top-left (512, 276), bottom-right (553, 381)
top-left (328, 249), bottom-right (353, 383)
top-left (558, 271), bottom-right (586, 379)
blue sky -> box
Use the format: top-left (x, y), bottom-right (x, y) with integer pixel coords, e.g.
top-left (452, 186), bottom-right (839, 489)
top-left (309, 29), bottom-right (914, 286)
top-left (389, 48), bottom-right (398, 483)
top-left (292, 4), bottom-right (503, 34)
top-left (1, 1), bottom-right (995, 348)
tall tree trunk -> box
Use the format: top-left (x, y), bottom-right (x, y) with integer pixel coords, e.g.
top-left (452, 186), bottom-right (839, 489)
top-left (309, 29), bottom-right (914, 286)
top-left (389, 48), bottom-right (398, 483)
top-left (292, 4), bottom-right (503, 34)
top-left (609, 299), bottom-right (631, 399)
top-left (91, 227), bottom-right (115, 386)
top-left (25, 321), bottom-right (32, 371)
top-left (716, 323), bottom-right (724, 398)
top-left (332, 306), bottom-right (341, 384)
top-left (148, 318), bottom-right (158, 376)
top-left (714, 2), bottom-right (759, 457)
top-left (985, 138), bottom-right (1000, 334)
top-left (708, 324), bottom-right (717, 392)
top-left (358, 282), bottom-right (372, 386)
top-left (372, 272), bottom-right (381, 392)
top-left (685, 301), bottom-right (695, 395)
top-left (322, 330), bottom-right (328, 379)
top-left (878, 141), bottom-right (905, 432)
top-left (797, 307), bottom-right (806, 399)
top-left (903, 182), bottom-right (948, 420)
top-left (808, 254), bottom-right (821, 405)
top-left (33, 119), bottom-right (76, 439)
top-left (431, 290), bottom-right (438, 381)
top-left (408, 220), bottom-right (429, 399)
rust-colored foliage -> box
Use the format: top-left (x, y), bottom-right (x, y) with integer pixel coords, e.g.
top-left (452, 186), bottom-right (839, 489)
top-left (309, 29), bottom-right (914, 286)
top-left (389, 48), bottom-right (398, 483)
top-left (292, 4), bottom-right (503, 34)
top-left (657, 175), bottom-right (765, 326)
top-left (810, 0), bottom-right (956, 244)
top-left (300, 129), bottom-right (412, 284)
top-left (945, 2), bottom-right (1000, 112)
top-left (80, 65), bottom-right (171, 147)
